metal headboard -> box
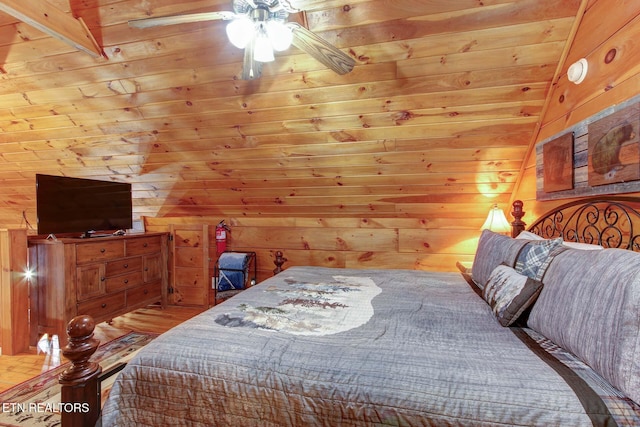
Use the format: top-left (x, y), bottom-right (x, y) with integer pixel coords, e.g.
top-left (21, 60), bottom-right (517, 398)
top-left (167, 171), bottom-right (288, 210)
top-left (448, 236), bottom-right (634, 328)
top-left (513, 197), bottom-right (640, 251)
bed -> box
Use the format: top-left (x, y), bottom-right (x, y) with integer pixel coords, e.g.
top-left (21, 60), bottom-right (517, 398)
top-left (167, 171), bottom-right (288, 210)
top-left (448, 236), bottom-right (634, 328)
top-left (92, 198), bottom-right (640, 426)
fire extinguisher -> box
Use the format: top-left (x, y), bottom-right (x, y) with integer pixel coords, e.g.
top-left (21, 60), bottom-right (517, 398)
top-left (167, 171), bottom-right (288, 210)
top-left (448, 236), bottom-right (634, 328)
top-left (215, 220), bottom-right (230, 255)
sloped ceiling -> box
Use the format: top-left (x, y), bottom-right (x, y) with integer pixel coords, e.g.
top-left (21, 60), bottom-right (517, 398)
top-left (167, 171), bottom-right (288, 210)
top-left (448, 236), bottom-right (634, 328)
top-left (0, 0), bottom-right (583, 228)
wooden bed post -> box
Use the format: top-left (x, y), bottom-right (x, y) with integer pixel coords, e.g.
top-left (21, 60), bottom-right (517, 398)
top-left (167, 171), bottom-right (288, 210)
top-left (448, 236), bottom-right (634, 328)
top-left (511, 200), bottom-right (526, 238)
top-left (59, 315), bottom-right (102, 427)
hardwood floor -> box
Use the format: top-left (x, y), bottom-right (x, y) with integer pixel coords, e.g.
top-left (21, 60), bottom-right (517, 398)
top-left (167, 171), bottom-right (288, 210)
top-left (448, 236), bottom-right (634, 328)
top-left (0, 305), bottom-right (206, 393)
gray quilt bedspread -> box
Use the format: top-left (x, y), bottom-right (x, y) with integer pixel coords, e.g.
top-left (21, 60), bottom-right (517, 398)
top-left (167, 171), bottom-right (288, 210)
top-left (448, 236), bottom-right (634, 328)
top-left (101, 266), bottom-right (640, 426)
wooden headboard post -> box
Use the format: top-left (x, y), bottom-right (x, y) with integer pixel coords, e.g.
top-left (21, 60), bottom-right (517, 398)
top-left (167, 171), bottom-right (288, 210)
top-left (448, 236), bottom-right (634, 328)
top-left (273, 250), bottom-right (287, 275)
top-left (511, 200), bottom-right (526, 238)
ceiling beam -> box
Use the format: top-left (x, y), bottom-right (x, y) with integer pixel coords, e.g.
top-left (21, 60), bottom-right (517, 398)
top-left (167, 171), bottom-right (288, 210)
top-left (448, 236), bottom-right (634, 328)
top-left (0, 0), bottom-right (103, 58)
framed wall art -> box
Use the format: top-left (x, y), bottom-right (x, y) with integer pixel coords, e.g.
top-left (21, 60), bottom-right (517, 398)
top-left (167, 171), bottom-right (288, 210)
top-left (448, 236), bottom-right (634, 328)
top-left (536, 95), bottom-right (640, 201)
top-left (588, 102), bottom-right (640, 187)
top-left (543, 132), bottom-right (574, 193)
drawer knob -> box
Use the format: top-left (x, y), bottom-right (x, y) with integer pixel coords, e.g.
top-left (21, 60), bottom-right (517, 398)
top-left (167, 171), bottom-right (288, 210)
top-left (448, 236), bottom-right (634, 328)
top-left (101, 303), bottom-right (107, 308)
top-left (101, 277), bottom-right (105, 282)
top-left (124, 264), bottom-right (128, 268)
top-left (143, 243), bottom-right (148, 247)
top-left (100, 248), bottom-right (106, 253)
top-left (144, 289), bottom-right (148, 295)
top-left (124, 279), bottom-right (129, 284)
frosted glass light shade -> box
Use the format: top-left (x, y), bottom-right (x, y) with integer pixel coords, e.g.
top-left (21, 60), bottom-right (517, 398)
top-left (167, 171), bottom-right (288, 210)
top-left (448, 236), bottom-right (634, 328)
top-left (226, 17), bottom-right (254, 49)
top-left (481, 204), bottom-right (511, 234)
top-left (267, 20), bottom-right (293, 51)
top-left (254, 33), bottom-right (275, 62)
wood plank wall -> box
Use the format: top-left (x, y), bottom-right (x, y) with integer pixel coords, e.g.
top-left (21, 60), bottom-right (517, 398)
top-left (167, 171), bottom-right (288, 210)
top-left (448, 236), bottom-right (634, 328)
top-left (8, 1), bottom-right (636, 282)
top-left (145, 215), bottom-right (480, 283)
top-left (512, 0), bottom-right (640, 221)
top-left (0, 229), bottom-right (29, 355)
top-left (0, 1), bottom-right (583, 254)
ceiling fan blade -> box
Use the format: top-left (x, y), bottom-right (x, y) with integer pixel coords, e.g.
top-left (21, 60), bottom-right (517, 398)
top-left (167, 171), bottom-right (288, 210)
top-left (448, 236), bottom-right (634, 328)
top-left (242, 39), bottom-right (263, 80)
top-left (287, 22), bottom-right (355, 75)
top-left (128, 11), bottom-right (236, 29)
top-left (281, 0), bottom-right (316, 12)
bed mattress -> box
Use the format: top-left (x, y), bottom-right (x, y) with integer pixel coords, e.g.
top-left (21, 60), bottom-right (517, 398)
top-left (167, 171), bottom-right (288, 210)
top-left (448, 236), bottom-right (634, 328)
top-left (101, 266), bottom-right (640, 426)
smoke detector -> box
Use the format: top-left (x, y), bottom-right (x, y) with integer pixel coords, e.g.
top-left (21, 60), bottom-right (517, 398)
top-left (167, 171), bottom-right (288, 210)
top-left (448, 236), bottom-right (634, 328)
top-left (567, 58), bottom-right (588, 84)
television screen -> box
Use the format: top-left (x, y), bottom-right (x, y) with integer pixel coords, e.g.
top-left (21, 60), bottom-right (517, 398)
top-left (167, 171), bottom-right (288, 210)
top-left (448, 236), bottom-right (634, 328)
top-left (36, 174), bottom-right (133, 236)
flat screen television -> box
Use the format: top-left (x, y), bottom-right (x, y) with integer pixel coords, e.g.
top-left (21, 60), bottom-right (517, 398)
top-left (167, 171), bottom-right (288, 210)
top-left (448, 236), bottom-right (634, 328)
top-left (36, 174), bottom-right (133, 237)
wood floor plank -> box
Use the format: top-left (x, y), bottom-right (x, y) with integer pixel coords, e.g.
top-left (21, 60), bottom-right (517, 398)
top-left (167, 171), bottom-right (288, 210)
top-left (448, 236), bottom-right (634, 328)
top-left (0, 305), bottom-right (205, 393)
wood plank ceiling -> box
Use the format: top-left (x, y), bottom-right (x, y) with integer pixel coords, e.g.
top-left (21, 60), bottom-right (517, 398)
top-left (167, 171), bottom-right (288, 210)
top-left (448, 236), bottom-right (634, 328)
top-left (0, 0), bottom-right (583, 229)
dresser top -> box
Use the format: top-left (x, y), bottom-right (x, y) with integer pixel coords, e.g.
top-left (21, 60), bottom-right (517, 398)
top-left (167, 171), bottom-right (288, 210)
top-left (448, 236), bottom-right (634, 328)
top-left (28, 231), bottom-right (168, 245)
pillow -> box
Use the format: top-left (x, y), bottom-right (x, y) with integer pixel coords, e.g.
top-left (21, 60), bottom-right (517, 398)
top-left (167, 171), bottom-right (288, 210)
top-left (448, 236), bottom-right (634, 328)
top-left (515, 230), bottom-right (544, 240)
top-left (514, 238), bottom-right (563, 280)
top-left (482, 265), bottom-right (543, 326)
top-left (562, 241), bottom-right (603, 250)
top-left (471, 230), bottom-right (529, 290)
top-left (528, 248), bottom-right (640, 405)
top-left (516, 230), bottom-right (603, 250)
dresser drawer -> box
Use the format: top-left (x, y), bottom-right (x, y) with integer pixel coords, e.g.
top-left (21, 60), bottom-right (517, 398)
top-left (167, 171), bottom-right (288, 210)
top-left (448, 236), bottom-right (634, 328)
top-left (105, 271), bottom-right (144, 293)
top-left (126, 236), bottom-right (162, 256)
top-left (127, 283), bottom-right (161, 307)
top-left (143, 253), bottom-right (163, 283)
top-left (105, 256), bottom-right (142, 277)
top-left (77, 291), bottom-right (126, 319)
top-left (76, 264), bottom-right (105, 302)
top-left (76, 240), bottom-right (125, 264)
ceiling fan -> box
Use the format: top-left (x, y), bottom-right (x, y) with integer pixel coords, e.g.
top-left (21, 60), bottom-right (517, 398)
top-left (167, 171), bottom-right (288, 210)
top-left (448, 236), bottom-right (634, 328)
top-left (128, 0), bottom-right (356, 80)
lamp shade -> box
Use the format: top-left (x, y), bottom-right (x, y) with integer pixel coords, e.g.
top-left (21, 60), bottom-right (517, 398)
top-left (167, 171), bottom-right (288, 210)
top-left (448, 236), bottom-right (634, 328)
top-left (481, 204), bottom-right (511, 234)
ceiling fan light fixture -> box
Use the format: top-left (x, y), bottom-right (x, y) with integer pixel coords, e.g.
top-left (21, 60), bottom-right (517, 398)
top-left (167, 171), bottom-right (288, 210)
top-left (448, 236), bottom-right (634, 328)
top-left (226, 16), bottom-right (254, 48)
top-left (266, 20), bottom-right (292, 51)
top-left (254, 29), bottom-right (275, 62)
top-left (128, 0), bottom-right (356, 79)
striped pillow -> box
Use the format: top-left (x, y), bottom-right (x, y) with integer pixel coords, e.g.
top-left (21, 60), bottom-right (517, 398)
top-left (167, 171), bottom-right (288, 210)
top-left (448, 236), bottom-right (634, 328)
top-left (528, 248), bottom-right (640, 405)
top-left (471, 230), bottom-right (529, 290)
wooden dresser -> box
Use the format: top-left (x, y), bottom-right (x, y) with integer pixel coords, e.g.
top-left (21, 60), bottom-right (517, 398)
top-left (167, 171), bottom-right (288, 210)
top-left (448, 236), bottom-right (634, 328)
top-left (29, 232), bottom-right (169, 346)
